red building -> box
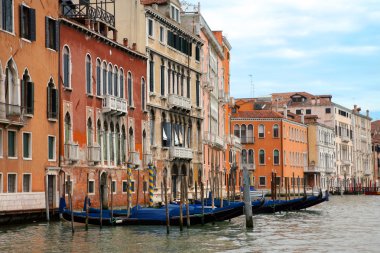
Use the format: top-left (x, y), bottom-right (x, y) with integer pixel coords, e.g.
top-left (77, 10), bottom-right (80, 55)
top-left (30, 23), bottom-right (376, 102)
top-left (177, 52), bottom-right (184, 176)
top-left (59, 2), bottom-right (148, 209)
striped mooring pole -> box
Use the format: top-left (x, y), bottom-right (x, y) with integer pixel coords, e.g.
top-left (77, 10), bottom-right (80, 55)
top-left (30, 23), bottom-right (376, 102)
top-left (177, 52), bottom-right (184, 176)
top-left (148, 164), bottom-right (154, 207)
top-left (127, 165), bottom-right (133, 210)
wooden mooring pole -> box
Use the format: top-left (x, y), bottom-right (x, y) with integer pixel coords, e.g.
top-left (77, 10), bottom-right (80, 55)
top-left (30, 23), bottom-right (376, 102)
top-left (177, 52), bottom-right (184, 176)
top-left (67, 175), bottom-right (74, 234)
top-left (85, 173), bottom-right (89, 230)
top-left (185, 176), bottom-right (190, 228)
top-left (201, 181), bottom-right (205, 225)
top-left (163, 173), bottom-right (170, 234)
top-left (179, 176), bottom-right (184, 231)
top-left (243, 167), bottom-right (253, 228)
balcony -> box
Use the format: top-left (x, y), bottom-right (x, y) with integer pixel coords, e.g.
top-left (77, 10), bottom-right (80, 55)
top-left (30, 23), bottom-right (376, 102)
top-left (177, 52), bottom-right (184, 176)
top-left (341, 135), bottom-right (350, 143)
top-left (143, 153), bottom-right (153, 167)
top-left (168, 94), bottom-right (191, 111)
top-left (170, 146), bottom-right (193, 160)
top-left (304, 166), bottom-right (320, 173)
top-left (231, 135), bottom-right (242, 150)
top-left (364, 168), bottom-right (372, 176)
top-left (102, 95), bottom-right (127, 115)
top-left (0, 102), bottom-right (25, 127)
top-left (64, 142), bottom-right (79, 162)
top-left (128, 151), bottom-right (141, 167)
top-left (242, 163), bottom-right (256, 171)
top-left (87, 145), bottom-right (101, 163)
top-left (326, 167), bottom-right (335, 174)
top-left (61, 2), bottom-right (115, 28)
top-left (241, 136), bottom-right (255, 144)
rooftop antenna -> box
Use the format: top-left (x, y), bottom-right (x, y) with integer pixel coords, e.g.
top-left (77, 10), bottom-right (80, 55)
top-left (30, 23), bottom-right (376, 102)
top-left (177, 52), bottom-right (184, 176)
top-left (249, 74), bottom-right (254, 98)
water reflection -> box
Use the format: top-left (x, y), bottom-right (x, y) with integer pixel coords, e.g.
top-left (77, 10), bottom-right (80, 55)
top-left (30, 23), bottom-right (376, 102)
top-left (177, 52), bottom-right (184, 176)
top-left (1, 196), bottom-right (380, 252)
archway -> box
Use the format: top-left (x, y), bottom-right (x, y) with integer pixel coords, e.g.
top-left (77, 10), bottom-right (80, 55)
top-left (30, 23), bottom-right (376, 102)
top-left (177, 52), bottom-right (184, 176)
top-left (171, 164), bottom-right (179, 199)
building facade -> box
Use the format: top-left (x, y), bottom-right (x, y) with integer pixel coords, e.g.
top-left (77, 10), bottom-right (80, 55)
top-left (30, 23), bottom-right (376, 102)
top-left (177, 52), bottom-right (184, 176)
top-left (0, 0), bottom-right (60, 216)
top-left (231, 109), bottom-right (307, 191)
top-left (59, 0), bottom-right (148, 209)
top-left (371, 120), bottom-right (380, 186)
top-left (143, 0), bottom-right (203, 201)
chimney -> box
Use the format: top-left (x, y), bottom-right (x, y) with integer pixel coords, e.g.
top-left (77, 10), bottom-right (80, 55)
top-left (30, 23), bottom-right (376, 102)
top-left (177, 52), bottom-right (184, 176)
top-left (354, 104), bottom-right (357, 111)
top-left (301, 112), bottom-right (305, 124)
top-left (123, 38), bottom-right (128, 47)
top-left (132, 43), bottom-right (137, 51)
top-left (283, 105), bottom-right (287, 118)
top-left (366, 110), bottom-right (369, 117)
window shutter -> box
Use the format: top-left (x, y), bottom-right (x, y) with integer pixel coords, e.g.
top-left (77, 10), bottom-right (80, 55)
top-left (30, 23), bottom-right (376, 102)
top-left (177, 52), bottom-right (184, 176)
top-left (29, 8), bottom-right (36, 41)
top-left (47, 86), bottom-right (51, 118)
top-left (52, 88), bottom-right (58, 118)
top-left (55, 20), bottom-right (60, 51)
top-left (45, 17), bottom-right (49, 48)
top-left (20, 6), bottom-right (25, 38)
top-left (27, 82), bottom-right (34, 114)
top-left (20, 79), bottom-right (25, 108)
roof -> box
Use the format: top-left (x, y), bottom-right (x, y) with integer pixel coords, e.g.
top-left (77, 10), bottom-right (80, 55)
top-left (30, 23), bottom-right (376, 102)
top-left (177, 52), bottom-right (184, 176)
top-left (232, 110), bottom-right (284, 119)
top-left (372, 120), bottom-right (380, 143)
top-left (271, 91), bottom-right (333, 107)
top-left (141, 0), bottom-right (168, 5)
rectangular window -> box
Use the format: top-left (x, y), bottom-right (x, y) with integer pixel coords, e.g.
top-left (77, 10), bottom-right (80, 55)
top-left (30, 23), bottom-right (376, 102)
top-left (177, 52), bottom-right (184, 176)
top-left (196, 78), bottom-right (200, 107)
top-left (296, 109), bottom-right (302, 115)
top-left (306, 109), bottom-right (311, 114)
top-left (65, 179), bottom-right (73, 195)
top-left (259, 176), bottom-right (266, 186)
top-left (0, 129), bottom-right (3, 158)
top-left (88, 180), bottom-right (95, 194)
top-left (8, 130), bottom-right (16, 158)
top-left (45, 17), bottom-right (59, 50)
top-left (160, 64), bottom-right (165, 96)
top-left (48, 136), bottom-right (56, 161)
top-left (22, 174), bottom-right (31, 192)
top-left (275, 177), bottom-right (281, 186)
top-left (148, 19), bottom-right (153, 37)
top-left (143, 181), bottom-right (148, 192)
top-left (170, 5), bottom-right (180, 22)
top-left (195, 46), bottom-right (200, 61)
top-left (20, 5), bottom-right (36, 41)
top-left (8, 173), bottom-right (16, 193)
top-left (122, 181), bottom-right (128, 193)
top-left (1, 0), bottom-right (14, 32)
top-left (159, 26), bottom-right (164, 42)
top-left (22, 132), bottom-right (32, 159)
top-left (111, 180), bottom-right (116, 193)
top-left (131, 181), bottom-right (135, 192)
top-left (325, 108), bottom-right (331, 114)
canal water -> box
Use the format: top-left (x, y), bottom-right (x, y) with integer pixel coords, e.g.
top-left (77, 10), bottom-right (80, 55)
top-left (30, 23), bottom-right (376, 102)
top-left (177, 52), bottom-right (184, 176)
top-left (1, 195), bottom-right (379, 253)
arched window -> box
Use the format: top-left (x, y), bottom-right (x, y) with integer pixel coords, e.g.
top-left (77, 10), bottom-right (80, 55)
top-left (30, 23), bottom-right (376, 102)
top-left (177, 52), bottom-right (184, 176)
top-left (119, 68), bottom-right (124, 98)
top-left (64, 112), bottom-right (71, 143)
top-left (150, 110), bottom-right (155, 145)
top-left (107, 64), bottom-right (113, 95)
top-left (121, 125), bottom-right (126, 163)
top-left (241, 124), bottom-right (247, 143)
top-left (129, 127), bottom-right (134, 152)
top-left (102, 61), bottom-right (107, 95)
top-left (241, 149), bottom-right (247, 164)
top-left (22, 69), bottom-right (34, 115)
top-left (63, 46), bottom-right (71, 88)
top-left (87, 118), bottom-right (93, 146)
top-left (110, 122), bottom-right (115, 162)
top-left (116, 124), bottom-right (120, 164)
top-left (258, 124), bottom-right (265, 138)
top-left (149, 54), bottom-right (154, 92)
top-left (259, 149), bottom-right (265, 165)
top-left (141, 77), bottom-right (146, 111)
top-left (97, 120), bottom-right (102, 158)
top-left (189, 168), bottom-right (193, 187)
top-left (103, 121), bottom-right (108, 161)
top-left (273, 124), bottom-right (279, 138)
top-left (234, 124), bottom-right (240, 138)
top-left (160, 59), bottom-right (165, 96)
top-left (47, 78), bottom-right (58, 119)
top-left (247, 125), bottom-right (253, 143)
top-left (248, 149), bottom-right (254, 164)
top-left (274, 149), bottom-right (280, 165)
top-left (96, 59), bottom-right (101, 96)
top-left (113, 66), bottom-right (118, 97)
top-left (86, 54), bottom-right (92, 94)
top-left (128, 72), bottom-right (133, 106)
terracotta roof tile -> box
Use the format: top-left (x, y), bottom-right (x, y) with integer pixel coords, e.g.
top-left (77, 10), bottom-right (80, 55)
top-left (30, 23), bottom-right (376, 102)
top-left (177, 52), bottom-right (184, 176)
top-left (232, 110), bottom-right (284, 119)
top-left (372, 120), bottom-right (380, 143)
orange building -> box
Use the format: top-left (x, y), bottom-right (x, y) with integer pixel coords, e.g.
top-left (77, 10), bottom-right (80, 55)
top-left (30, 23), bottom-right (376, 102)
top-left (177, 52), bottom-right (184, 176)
top-left (231, 107), bottom-right (307, 191)
top-left (0, 1), bottom-right (60, 219)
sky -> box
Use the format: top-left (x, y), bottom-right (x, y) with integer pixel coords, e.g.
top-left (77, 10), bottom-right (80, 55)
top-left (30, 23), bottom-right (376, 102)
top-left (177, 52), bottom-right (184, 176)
top-left (185, 0), bottom-right (380, 120)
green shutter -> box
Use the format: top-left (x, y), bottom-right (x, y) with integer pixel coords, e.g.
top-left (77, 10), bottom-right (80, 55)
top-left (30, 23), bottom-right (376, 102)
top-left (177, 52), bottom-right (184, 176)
top-left (29, 8), bottom-right (36, 41)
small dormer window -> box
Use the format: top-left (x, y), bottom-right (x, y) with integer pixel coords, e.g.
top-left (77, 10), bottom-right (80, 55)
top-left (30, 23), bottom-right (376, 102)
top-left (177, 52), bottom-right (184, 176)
top-left (170, 4), bottom-right (180, 23)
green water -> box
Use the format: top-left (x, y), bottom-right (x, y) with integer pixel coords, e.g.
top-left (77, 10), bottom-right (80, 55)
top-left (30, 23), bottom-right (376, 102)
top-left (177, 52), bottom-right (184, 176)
top-left (1, 196), bottom-right (379, 252)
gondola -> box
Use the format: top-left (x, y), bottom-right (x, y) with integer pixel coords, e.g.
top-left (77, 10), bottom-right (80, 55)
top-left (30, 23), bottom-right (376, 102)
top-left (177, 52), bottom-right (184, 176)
top-left (294, 190), bottom-right (329, 210)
